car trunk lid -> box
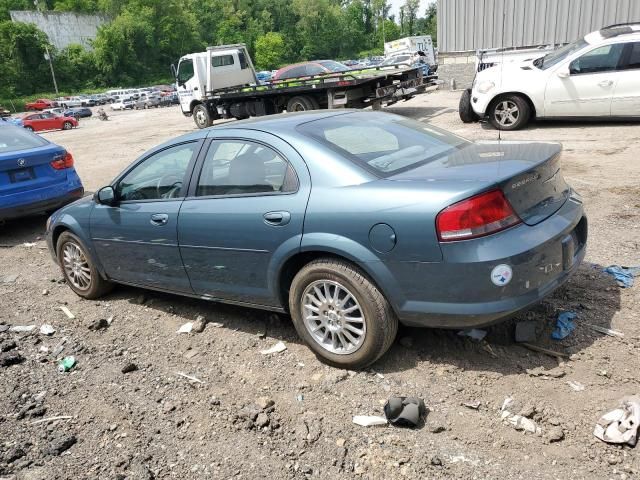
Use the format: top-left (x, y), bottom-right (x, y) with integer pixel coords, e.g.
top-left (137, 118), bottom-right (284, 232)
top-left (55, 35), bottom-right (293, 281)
top-left (0, 143), bottom-right (69, 195)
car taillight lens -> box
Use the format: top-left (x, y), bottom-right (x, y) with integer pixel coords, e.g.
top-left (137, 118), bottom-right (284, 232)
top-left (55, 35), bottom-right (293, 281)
top-left (436, 189), bottom-right (521, 242)
top-left (50, 152), bottom-right (74, 170)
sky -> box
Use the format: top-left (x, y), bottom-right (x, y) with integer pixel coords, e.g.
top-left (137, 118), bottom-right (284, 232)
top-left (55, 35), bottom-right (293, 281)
top-left (387, 0), bottom-right (435, 20)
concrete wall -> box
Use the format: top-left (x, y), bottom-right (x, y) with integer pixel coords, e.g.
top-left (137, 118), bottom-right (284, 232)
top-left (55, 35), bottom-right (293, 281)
top-left (9, 10), bottom-right (109, 50)
top-left (437, 0), bottom-right (640, 53)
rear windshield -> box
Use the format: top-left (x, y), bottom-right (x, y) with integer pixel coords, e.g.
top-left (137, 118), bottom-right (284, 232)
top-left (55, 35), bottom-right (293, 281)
top-left (0, 126), bottom-right (48, 153)
top-left (297, 113), bottom-right (470, 176)
top-left (318, 60), bottom-right (349, 72)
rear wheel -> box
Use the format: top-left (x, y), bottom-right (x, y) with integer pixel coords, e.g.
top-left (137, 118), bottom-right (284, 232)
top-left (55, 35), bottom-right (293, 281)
top-left (193, 103), bottom-right (213, 129)
top-left (62, 121), bottom-right (73, 130)
top-left (289, 258), bottom-right (398, 369)
top-left (286, 95), bottom-right (320, 112)
top-left (56, 231), bottom-right (113, 299)
top-left (458, 88), bottom-right (479, 123)
top-left (489, 94), bottom-right (530, 130)
top-left (25, 126), bottom-right (34, 132)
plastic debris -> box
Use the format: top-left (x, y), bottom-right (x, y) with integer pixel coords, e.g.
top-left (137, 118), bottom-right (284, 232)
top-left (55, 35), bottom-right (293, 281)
top-left (9, 325), bottom-right (36, 333)
top-left (176, 372), bottom-right (204, 384)
top-left (551, 311), bottom-right (577, 340)
top-left (457, 329), bottom-right (487, 341)
top-left (352, 415), bottom-right (388, 427)
top-left (176, 322), bottom-right (193, 334)
top-left (594, 397), bottom-right (640, 446)
top-left (260, 341), bottom-right (287, 355)
top-left (58, 356), bottom-right (76, 373)
top-left (567, 380), bottom-right (586, 392)
top-left (463, 400), bottom-right (481, 409)
top-left (59, 306), bottom-right (75, 319)
top-left (603, 265), bottom-right (640, 288)
top-left (39, 324), bottom-right (56, 336)
top-left (501, 396), bottom-right (514, 412)
top-left (501, 411), bottom-right (541, 434)
top-left (384, 397), bottom-right (426, 427)
top-left (587, 324), bottom-right (624, 338)
top-left (209, 322), bottom-right (224, 328)
top-left (22, 242), bottom-right (37, 248)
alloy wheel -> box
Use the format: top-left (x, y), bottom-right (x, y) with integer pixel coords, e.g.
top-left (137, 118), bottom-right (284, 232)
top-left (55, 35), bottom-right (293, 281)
top-left (494, 100), bottom-right (520, 127)
top-left (62, 242), bottom-right (91, 290)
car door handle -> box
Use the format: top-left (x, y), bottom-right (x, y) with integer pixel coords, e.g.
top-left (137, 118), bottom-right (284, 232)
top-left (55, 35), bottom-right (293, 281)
top-left (263, 211), bottom-right (291, 226)
top-left (150, 213), bottom-right (169, 226)
top-left (598, 80), bottom-right (614, 87)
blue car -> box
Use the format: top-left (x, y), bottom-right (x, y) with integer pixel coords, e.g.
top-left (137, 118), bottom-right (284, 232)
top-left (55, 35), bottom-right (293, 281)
top-left (0, 116), bottom-right (24, 128)
top-left (0, 124), bottom-right (84, 221)
top-left (45, 111), bottom-right (586, 368)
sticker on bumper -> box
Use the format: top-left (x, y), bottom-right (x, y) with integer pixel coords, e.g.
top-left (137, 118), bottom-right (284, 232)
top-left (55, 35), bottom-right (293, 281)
top-left (491, 264), bottom-right (513, 286)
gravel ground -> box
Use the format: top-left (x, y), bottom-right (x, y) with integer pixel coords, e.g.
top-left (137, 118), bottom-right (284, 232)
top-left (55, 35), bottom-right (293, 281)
top-left (1, 92), bottom-right (639, 479)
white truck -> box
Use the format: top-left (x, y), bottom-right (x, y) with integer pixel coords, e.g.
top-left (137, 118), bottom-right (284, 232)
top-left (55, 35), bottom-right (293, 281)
top-left (173, 44), bottom-right (430, 129)
top-left (384, 36), bottom-right (436, 66)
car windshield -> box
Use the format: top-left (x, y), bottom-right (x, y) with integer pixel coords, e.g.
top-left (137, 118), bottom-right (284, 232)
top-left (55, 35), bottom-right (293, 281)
top-left (298, 112), bottom-right (470, 177)
top-left (534, 39), bottom-right (589, 70)
top-left (318, 60), bottom-right (349, 72)
top-left (379, 55), bottom-right (411, 66)
top-left (0, 126), bottom-right (48, 153)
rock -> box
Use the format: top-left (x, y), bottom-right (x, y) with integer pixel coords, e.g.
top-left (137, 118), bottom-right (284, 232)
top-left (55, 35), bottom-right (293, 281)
top-left (399, 337), bottom-right (413, 348)
top-left (336, 438), bottom-right (346, 447)
top-left (548, 417), bottom-right (561, 426)
top-left (238, 404), bottom-right (261, 422)
top-left (0, 324), bottom-right (9, 333)
top-left (88, 318), bottom-right (110, 331)
top-left (162, 403), bottom-right (176, 414)
top-left (1, 274), bottom-right (19, 284)
top-left (428, 413), bottom-right (446, 433)
top-left (0, 351), bottom-right (24, 367)
top-left (121, 363), bottom-right (138, 374)
top-left (518, 404), bottom-right (535, 418)
top-left (47, 435), bottom-right (77, 456)
top-left (1, 340), bottom-right (17, 352)
top-left (255, 413), bottom-right (270, 428)
top-left (42, 289), bottom-right (49, 295)
top-left (430, 455), bottom-right (443, 466)
top-left (256, 396), bottom-right (274, 410)
top-left (546, 426), bottom-right (564, 443)
top-left (192, 315), bottom-right (207, 333)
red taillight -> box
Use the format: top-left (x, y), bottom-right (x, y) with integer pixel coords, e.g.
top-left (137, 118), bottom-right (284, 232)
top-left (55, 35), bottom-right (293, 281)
top-left (50, 152), bottom-right (74, 170)
top-left (436, 189), bottom-right (521, 242)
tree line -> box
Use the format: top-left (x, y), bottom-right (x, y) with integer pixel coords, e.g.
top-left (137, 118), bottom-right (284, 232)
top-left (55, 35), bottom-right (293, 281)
top-left (0, 0), bottom-right (436, 98)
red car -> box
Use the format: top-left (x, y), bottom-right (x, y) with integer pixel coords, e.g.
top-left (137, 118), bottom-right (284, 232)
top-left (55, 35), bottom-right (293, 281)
top-left (25, 98), bottom-right (58, 111)
top-left (21, 112), bottom-right (78, 132)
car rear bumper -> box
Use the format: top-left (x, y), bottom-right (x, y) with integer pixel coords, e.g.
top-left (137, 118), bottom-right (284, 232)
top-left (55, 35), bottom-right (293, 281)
top-left (392, 192), bottom-right (587, 328)
top-left (0, 184), bottom-right (84, 221)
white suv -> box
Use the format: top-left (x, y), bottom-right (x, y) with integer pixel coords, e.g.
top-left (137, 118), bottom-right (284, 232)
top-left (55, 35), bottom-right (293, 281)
top-left (460, 23), bottom-right (640, 130)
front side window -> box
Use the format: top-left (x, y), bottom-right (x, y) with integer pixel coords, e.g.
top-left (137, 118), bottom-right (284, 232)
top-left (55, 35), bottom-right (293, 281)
top-left (117, 143), bottom-right (196, 201)
top-left (569, 43), bottom-right (624, 74)
top-left (177, 59), bottom-right (194, 83)
top-left (622, 42), bottom-right (640, 70)
top-left (196, 140), bottom-right (297, 196)
top-left (212, 54), bottom-right (234, 68)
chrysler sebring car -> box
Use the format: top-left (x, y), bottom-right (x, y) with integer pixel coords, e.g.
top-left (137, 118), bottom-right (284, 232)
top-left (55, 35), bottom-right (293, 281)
top-left (46, 111), bottom-right (587, 368)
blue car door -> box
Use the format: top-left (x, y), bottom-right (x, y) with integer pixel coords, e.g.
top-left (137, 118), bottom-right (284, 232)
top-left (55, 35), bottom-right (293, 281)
top-left (90, 140), bottom-right (201, 291)
top-left (178, 130), bottom-right (311, 307)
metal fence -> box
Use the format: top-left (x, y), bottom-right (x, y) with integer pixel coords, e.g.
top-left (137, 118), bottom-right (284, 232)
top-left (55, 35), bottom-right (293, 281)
top-left (437, 0), bottom-right (640, 52)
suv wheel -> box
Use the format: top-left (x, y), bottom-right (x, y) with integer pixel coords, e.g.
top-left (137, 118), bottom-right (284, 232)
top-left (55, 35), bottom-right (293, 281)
top-left (289, 258), bottom-right (398, 369)
top-left (489, 94), bottom-right (530, 130)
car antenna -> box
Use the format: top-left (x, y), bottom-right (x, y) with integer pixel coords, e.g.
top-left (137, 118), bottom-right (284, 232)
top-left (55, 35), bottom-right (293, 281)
top-left (498, 8), bottom-right (507, 143)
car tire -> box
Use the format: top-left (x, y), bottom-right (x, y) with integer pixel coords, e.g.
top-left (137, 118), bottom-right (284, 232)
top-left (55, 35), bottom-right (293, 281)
top-left (25, 126), bottom-right (34, 132)
top-left (193, 103), bottom-right (213, 129)
top-left (488, 94), bottom-right (530, 130)
top-left (289, 258), bottom-right (398, 369)
top-left (62, 121), bottom-right (73, 130)
top-left (287, 95), bottom-right (319, 112)
top-left (458, 88), bottom-right (479, 123)
top-left (56, 231), bottom-right (113, 299)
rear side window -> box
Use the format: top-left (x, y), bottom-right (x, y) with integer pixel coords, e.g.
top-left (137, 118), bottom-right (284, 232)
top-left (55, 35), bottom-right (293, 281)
top-left (212, 55), bottom-right (234, 67)
top-left (623, 42), bottom-right (640, 70)
top-left (0, 127), bottom-right (48, 153)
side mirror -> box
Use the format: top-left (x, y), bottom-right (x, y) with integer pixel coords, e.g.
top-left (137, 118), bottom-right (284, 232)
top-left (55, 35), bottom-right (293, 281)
top-left (95, 186), bottom-right (116, 206)
top-left (557, 66), bottom-right (570, 78)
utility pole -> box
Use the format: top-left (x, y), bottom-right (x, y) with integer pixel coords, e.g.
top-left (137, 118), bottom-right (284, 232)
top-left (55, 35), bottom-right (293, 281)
top-left (33, 0), bottom-right (58, 94)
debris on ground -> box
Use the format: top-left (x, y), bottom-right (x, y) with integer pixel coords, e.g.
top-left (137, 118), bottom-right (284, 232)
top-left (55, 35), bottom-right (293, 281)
top-left (352, 415), bottom-right (388, 427)
top-left (177, 322), bottom-right (194, 334)
top-left (8, 325), bottom-right (36, 333)
top-left (209, 321), bottom-right (224, 328)
top-left (59, 306), bottom-right (75, 319)
top-left (192, 315), bottom-right (207, 333)
top-left (545, 426), bottom-right (564, 443)
top-left (0, 274), bottom-right (19, 283)
top-left (520, 342), bottom-right (568, 359)
top-left (603, 265), bottom-right (640, 288)
top-left (551, 311), bottom-right (577, 340)
top-left (514, 321), bottom-right (538, 343)
top-left (566, 380), bottom-right (586, 392)
top-left (39, 324), bottom-right (56, 336)
top-left (593, 397), bottom-right (640, 446)
top-left (0, 351), bottom-right (24, 367)
top-left (383, 396), bottom-right (426, 427)
top-left (22, 242), bottom-right (37, 248)
top-left (57, 356), bottom-right (76, 373)
top-left (121, 363), bottom-right (138, 374)
top-left (462, 400), bottom-right (481, 409)
top-left (260, 341), bottom-right (287, 355)
top-left (88, 318), bottom-right (110, 331)
top-left (526, 366), bottom-right (565, 378)
top-left (457, 329), bottom-right (487, 341)
top-left (500, 411), bottom-right (541, 434)
top-left (31, 415), bottom-right (73, 425)
top-left (176, 372), bottom-right (204, 384)
top-left (47, 435), bottom-right (77, 456)
top-left (587, 324), bottom-right (624, 338)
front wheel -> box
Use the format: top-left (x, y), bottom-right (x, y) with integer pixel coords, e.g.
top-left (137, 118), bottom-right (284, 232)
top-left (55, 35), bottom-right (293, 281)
top-left (192, 104), bottom-right (213, 129)
top-left (289, 258), bottom-right (398, 369)
top-left (489, 94), bottom-right (530, 130)
top-left (25, 126), bottom-right (34, 132)
top-left (62, 121), bottom-right (73, 130)
top-left (458, 88), bottom-right (479, 123)
top-left (56, 231), bottom-right (113, 299)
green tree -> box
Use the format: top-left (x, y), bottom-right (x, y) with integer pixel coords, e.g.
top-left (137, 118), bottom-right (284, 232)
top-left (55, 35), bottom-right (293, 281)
top-left (255, 31), bottom-right (285, 69)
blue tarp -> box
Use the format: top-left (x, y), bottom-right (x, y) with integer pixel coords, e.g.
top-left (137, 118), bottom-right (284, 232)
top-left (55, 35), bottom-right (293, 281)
top-left (551, 311), bottom-right (577, 340)
top-left (603, 265), bottom-right (640, 288)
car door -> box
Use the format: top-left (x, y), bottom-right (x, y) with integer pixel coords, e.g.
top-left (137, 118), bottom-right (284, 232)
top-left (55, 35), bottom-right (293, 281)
top-left (27, 114), bottom-right (43, 131)
top-left (611, 42), bottom-right (640, 117)
top-left (178, 130), bottom-right (311, 307)
top-left (544, 43), bottom-right (625, 117)
top-left (90, 140), bottom-right (202, 292)
top-left (39, 112), bottom-right (57, 130)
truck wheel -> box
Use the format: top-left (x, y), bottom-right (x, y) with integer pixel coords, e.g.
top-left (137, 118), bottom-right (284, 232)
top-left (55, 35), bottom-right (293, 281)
top-left (287, 96), bottom-right (319, 112)
top-left (458, 88), bottom-right (479, 123)
top-left (193, 104), bottom-right (213, 129)
top-left (488, 94), bottom-right (530, 131)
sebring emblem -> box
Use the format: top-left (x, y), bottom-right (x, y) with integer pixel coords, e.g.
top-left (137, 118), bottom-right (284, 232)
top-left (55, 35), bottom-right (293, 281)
top-left (17, 158), bottom-right (26, 167)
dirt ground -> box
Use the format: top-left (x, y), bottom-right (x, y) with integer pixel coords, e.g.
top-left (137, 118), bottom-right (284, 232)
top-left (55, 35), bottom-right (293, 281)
top-left (1, 91), bottom-right (639, 479)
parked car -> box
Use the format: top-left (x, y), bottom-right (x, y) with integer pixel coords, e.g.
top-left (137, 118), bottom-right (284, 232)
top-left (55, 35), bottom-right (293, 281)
top-left (42, 107), bottom-right (65, 116)
top-left (0, 116), bottom-right (24, 128)
top-left (462, 23), bottom-right (640, 130)
top-left (25, 99), bottom-right (58, 111)
top-left (135, 95), bottom-right (161, 109)
top-left (63, 107), bottom-right (93, 119)
top-left (0, 124), bottom-right (83, 221)
top-left (273, 60), bottom-right (350, 80)
top-left (21, 112), bottom-right (79, 132)
top-left (110, 99), bottom-right (135, 111)
top-left (58, 96), bottom-right (85, 109)
top-left (45, 110), bottom-right (586, 369)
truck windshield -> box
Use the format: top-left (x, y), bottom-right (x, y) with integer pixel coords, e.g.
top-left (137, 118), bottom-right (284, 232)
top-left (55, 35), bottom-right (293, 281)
top-left (298, 112), bottom-right (470, 177)
top-left (534, 39), bottom-right (588, 70)
top-left (177, 59), bottom-right (194, 83)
